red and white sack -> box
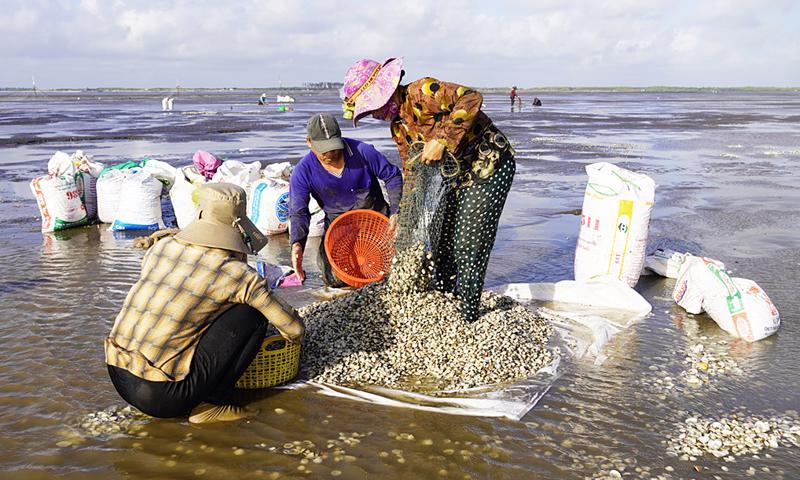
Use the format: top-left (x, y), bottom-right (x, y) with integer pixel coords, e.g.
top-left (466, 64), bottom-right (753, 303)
top-left (211, 160), bottom-right (261, 190)
top-left (110, 170), bottom-right (165, 231)
top-left (704, 278), bottom-right (780, 342)
top-left (247, 178), bottom-right (290, 235)
top-left (30, 174), bottom-right (89, 232)
top-left (574, 162), bottom-right (656, 287)
top-left (672, 255), bottom-right (780, 342)
top-left (170, 166), bottom-right (206, 228)
top-left (46, 150), bottom-right (104, 221)
top-left (672, 256), bottom-right (727, 314)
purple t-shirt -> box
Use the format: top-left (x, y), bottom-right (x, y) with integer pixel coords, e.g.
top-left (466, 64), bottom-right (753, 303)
top-left (289, 138), bottom-right (403, 248)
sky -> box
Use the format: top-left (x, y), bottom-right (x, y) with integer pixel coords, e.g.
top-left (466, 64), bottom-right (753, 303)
top-left (1, 0), bottom-right (798, 89)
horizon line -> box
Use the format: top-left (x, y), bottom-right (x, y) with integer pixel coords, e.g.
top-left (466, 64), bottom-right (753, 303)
top-left (1, 85), bottom-right (798, 92)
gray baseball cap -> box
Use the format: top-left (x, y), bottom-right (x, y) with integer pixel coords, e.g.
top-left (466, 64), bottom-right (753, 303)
top-left (307, 113), bottom-right (345, 153)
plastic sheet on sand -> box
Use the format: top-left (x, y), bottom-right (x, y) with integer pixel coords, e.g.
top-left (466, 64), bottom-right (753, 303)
top-left (282, 278), bottom-right (652, 420)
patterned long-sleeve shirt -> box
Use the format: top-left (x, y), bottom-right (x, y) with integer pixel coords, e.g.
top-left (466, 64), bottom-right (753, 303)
top-left (390, 77), bottom-right (493, 169)
top-left (105, 237), bottom-right (304, 382)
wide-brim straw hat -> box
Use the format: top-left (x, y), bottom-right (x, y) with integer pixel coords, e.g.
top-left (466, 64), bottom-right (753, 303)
top-left (341, 57), bottom-right (404, 126)
top-left (175, 183), bottom-right (267, 255)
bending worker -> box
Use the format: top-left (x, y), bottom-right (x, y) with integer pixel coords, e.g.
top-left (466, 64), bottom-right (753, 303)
top-left (289, 112), bottom-right (403, 287)
top-left (105, 183), bottom-right (304, 424)
top-left (342, 57), bottom-right (516, 322)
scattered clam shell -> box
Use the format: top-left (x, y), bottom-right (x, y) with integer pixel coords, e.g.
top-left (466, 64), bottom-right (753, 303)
top-left (666, 413), bottom-right (800, 459)
top-left (680, 343), bottom-right (743, 385)
top-left (75, 405), bottom-right (150, 438)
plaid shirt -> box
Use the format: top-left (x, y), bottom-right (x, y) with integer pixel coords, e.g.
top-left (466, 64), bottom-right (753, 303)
top-left (105, 237), bottom-right (304, 382)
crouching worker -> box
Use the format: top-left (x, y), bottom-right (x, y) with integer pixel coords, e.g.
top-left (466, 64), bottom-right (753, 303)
top-left (104, 183), bottom-right (304, 424)
top-left (289, 113), bottom-right (403, 287)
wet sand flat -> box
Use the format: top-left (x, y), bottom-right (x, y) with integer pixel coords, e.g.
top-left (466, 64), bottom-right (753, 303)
top-left (0, 89), bottom-right (798, 479)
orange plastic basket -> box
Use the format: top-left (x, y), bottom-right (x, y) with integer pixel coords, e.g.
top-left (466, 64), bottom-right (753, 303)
top-left (324, 209), bottom-right (395, 288)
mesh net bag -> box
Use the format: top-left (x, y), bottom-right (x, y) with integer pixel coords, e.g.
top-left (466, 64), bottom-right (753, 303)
top-left (393, 142), bottom-right (459, 265)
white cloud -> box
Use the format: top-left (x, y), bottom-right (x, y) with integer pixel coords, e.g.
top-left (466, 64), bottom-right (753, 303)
top-left (670, 30), bottom-right (699, 53)
top-left (0, 0), bottom-right (797, 87)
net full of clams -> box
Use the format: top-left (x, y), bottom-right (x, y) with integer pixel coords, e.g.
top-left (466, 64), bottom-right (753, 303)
top-left (295, 143), bottom-right (562, 419)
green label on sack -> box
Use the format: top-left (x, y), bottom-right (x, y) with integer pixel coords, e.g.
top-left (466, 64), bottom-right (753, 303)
top-left (53, 217), bottom-right (89, 231)
top-left (706, 262), bottom-right (744, 315)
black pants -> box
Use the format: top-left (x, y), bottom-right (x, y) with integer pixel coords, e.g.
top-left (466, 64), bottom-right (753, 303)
top-left (107, 304), bottom-right (267, 418)
top-left (435, 149), bottom-right (516, 322)
top-left (317, 239), bottom-right (348, 288)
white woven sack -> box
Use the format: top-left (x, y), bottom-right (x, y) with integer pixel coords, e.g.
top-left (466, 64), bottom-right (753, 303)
top-left (211, 160), bottom-right (261, 189)
top-left (574, 162), bottom-right (656, 287)
top-left (262, 162), bottom-right (293, 180)
top-left (142, 159), bottom-right (177, 191)
top-left (73, 171), bottom-right (97, 221)
top-left (96, 169), bottom-right (129, 223)
top-left (29, 174), bottom-right (89, 232)
top-left (248, 178), bottom-right (290, 235)
top-left (643, 248), bottom-right (688, 279)
top-left (170, 166), bottom-right (205, 228)
top-left (308, 197), bottom-right (325, 237)
top-left (47, 151), bottom-right (74, 176)
top-left (672, 255), bottom-right (726, 314)
top-left (287, 196), bottom-right (325, 238)
top-left (674, 256), bottom-right (780, 341)
top-left (704, 278), bottom-right (779, 342)
top-left (110, 170), bottom-right (165, 230)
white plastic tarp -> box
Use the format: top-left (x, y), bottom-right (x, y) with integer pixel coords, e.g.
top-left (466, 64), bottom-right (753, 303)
top-left (281, 277), bottom-right (651, 420)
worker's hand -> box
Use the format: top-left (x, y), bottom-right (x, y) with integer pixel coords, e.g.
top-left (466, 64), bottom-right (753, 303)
top-left (269, 294), bottom-right (305, 344)
top-left (282, 332), bottom-right (303, 345)
top-left (286, 309), bottom-right (305, 344)
top-left (280, 315), bottom-right (305, 344)
top-left (421, 140), bottom-right (445, 165)
top-left (278, 317), bottom-right (304, 344)
top-left (291, 242), bottom-right (305, 283)
top-left (387, 214), bottom-right (399, 239)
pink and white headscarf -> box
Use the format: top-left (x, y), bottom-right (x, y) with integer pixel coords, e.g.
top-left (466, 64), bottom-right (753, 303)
top-left (341, 57), bottom-right (404, 126)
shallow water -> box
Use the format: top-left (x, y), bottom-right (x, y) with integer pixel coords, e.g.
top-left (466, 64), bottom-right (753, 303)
top-left (0, 89), bottom-right (798, 479)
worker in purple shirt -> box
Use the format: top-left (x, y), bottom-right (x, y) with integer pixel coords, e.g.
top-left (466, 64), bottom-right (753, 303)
top-left (289, 113), bottom-right (403, 287)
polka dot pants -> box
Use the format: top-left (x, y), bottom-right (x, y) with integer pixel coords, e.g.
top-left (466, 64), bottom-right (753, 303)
top-left (435, 150), bottom-right (515, 322)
